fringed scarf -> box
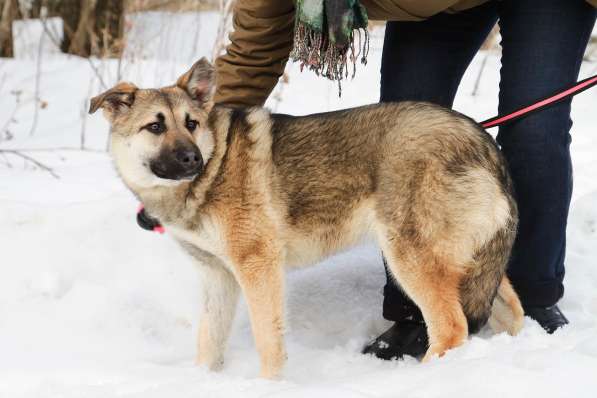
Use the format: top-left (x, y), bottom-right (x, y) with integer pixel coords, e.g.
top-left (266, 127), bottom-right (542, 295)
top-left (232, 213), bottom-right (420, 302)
top-left (290, 0), bottom-right (370, 95)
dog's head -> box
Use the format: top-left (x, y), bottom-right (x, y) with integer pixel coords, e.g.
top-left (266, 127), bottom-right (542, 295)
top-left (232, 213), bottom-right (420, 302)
top-left (89, 57), bottom-right (215, 188)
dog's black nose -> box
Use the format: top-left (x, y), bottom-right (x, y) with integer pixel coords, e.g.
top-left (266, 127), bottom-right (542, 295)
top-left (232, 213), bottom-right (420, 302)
top-left (175, 149), bottom-right (202, 168)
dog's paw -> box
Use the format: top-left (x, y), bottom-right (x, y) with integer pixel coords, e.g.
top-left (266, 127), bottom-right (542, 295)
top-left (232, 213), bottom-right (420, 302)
top-left (195, 354), bottom-right (224, 372)
top-left (258, 350), bottom-right (287, 379)
top-left (259, 367), bottom-right (283, 380)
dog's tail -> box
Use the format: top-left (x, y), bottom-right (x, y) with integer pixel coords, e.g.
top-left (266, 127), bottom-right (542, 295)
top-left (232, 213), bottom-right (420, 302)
top-left (488, 276), bottom-right (524, 336)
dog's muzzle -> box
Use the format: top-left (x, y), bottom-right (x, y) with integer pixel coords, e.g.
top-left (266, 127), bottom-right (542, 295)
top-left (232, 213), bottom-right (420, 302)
top-left (150, 147), bottom-right (203, 180)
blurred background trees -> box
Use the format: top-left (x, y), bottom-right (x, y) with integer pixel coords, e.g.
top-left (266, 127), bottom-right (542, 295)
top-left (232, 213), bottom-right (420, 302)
top-left (57, 0), bottom-right (124, 57)
top-left (0, 0), bottom-right (219, 58)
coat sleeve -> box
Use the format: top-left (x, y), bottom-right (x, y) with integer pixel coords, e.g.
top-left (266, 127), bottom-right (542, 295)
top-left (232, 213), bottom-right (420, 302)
top-left (213, 0), bottom-right (295, 107)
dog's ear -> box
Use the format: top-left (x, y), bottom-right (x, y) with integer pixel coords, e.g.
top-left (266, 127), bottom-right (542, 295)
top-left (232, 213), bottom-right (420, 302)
top-left (88, 82), bottom-right (138, 117)
top-left (176, 57), bottom-right (214, 105)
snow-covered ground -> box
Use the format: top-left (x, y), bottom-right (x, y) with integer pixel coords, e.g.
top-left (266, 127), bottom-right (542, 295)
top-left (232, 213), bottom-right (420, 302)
top-left (1, 14), bottom-right (596, 398)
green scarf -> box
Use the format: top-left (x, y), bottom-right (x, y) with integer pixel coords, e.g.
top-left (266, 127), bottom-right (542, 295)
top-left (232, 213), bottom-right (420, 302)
top-left (290, 0), bottom-right (369, 94)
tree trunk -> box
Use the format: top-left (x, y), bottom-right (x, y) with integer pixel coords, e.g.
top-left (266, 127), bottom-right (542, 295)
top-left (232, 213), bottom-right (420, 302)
top-left (29, 0), bottom-right (42, 18)
top-left (29, 0), bottom-right (60, 18)
top-left (0, 0), bottom-right (19, 57)
top-left (94, 0), bottom-right (125, 56)
top-left (59, 0), bottom-right (124, 57)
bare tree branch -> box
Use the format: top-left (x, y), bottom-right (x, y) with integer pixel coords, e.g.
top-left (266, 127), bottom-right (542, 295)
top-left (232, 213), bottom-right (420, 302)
top-left (39, 7), bottom-right (64, 50)
top-left (0, 147), bottom-right (104, 153)
top-left (0, 90), bottom-right (23, 139)
top-left (0, 149), bottom-right (60, 178)
top-left (87, 57), bottom-right (109, 90)
top-left (29, 25), bottom-right (45, 137)
top-left (0, 151), bottom-right (12, 168)
top-left (471, 52), bottom-right (490, 97)
top-left (211, 0), bottom-right (234, 61)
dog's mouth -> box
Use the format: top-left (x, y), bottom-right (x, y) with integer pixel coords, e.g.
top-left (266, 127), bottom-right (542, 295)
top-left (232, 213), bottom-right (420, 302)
top-left (150, 161), bottom-right (203, 181)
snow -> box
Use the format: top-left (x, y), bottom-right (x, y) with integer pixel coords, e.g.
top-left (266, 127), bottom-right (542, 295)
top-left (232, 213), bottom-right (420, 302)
top-left (1, 13), bottom-right (597, 398)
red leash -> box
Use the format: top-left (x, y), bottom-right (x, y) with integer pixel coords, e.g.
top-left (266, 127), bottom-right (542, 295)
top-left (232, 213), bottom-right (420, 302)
top-left (136, 74), bottom-right (597, 234)
top-left (480, 73), bottom-right (597, 129)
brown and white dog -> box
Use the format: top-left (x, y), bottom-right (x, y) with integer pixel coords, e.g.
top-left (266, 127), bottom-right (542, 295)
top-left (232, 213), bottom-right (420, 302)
top-left (89, 58), bottom-right (524, 378)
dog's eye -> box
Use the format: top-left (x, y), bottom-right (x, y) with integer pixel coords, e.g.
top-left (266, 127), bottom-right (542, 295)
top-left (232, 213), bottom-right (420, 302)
top-left (145, 121), bottom-right (165, 134)
top-left (185, 119), bottom-right (198, 132)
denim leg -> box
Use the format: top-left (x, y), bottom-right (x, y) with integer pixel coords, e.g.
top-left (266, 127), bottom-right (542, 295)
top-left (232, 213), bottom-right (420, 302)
top-left (496, 0), bottom-right (596, 308)
top-left (381, 3), bottom-right (498, 105)
top-left (379, 3), bottom-right (498, 322)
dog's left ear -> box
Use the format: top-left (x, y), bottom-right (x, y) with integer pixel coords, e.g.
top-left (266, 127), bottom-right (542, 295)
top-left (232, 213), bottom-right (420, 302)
top-left (177, 57), bottom-right (215, 105)
top-left (88, 82), bottom-right (138, 117)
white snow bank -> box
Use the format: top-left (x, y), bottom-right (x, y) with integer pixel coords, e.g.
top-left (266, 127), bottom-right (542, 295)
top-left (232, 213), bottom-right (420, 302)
top-left (1, 14), bottom-right (597, 398)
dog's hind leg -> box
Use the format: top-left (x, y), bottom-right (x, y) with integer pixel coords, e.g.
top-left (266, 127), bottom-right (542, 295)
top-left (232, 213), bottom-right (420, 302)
top-left (196, 261), bottom-right (239, 371)
top-left (379, 235), bottom-right (469, 361)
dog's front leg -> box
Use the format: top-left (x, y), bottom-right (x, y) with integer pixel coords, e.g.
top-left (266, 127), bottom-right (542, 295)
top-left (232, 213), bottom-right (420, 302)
top-left (233, 245), bottom-right (286, 379)
top-left (196, 261), bottom-right (239, 371)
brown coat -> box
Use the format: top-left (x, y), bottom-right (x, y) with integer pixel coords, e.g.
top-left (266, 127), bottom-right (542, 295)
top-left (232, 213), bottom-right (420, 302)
top-left (214, 0), bottom-right (597, 107)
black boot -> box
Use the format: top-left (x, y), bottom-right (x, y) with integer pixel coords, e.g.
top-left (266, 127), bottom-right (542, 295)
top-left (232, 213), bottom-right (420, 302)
top-left (524, 304), bottom-right (569, 334)
top-left (362, 321), bottom-right (429, 360)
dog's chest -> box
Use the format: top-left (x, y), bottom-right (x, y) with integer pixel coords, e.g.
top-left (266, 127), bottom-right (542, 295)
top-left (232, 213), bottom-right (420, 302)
top-left (167, 219), bottom-right (228, 264)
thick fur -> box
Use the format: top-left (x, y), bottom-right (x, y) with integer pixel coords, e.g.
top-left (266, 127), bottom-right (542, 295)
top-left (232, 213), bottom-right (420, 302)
top-left (90, 59), bottom-right (524, 378)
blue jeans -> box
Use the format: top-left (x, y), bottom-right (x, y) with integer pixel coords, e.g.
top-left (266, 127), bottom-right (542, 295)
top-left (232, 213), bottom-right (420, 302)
top-left (380, 0), bottom-right (596, 321)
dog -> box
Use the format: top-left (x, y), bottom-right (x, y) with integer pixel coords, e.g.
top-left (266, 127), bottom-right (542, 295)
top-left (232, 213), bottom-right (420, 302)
top-left (89, 57), bottom-right (524, 378)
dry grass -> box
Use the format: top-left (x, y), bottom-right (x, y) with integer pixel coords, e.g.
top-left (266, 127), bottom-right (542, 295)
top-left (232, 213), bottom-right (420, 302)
top-left (126, 0), bottom-right (218, 12)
